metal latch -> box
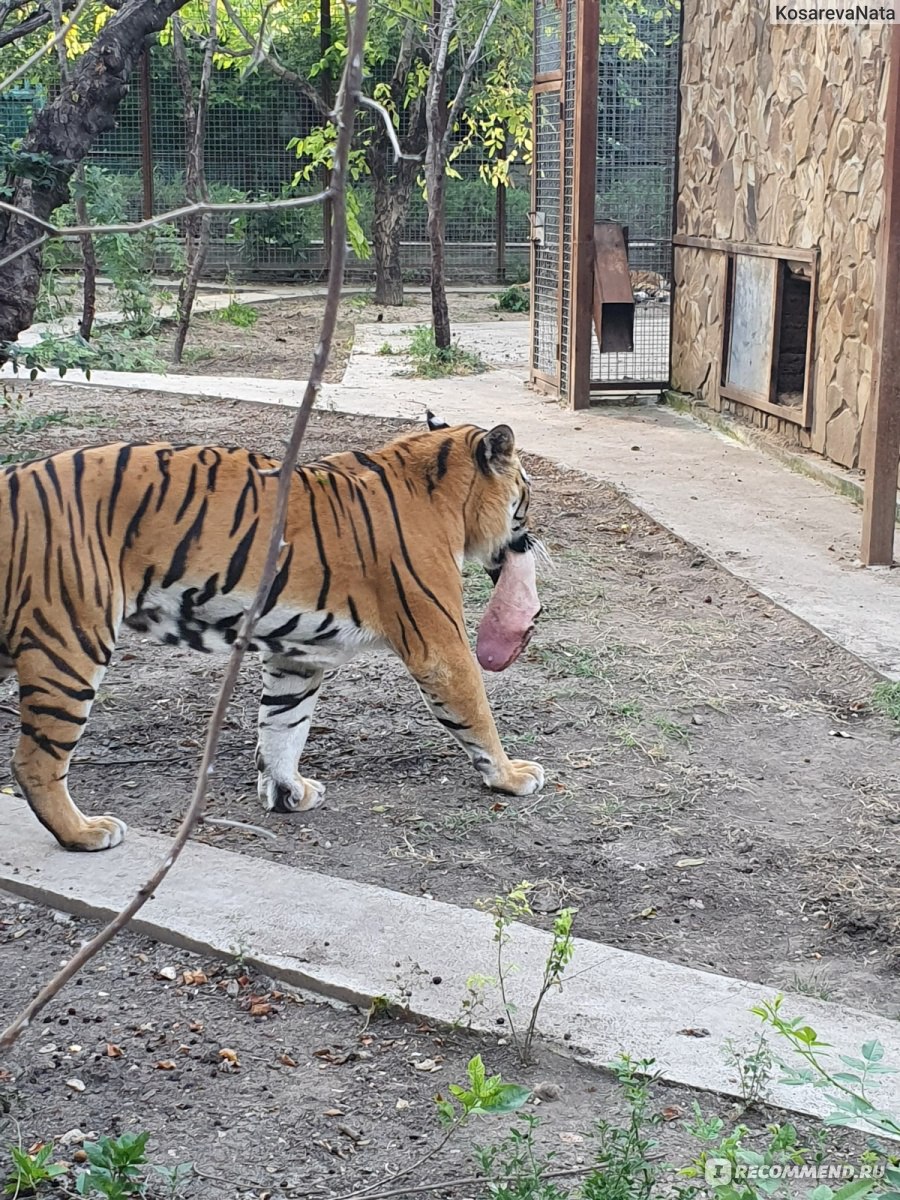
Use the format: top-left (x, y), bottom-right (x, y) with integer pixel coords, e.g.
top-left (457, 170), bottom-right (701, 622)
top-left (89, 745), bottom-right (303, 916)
top-left (529, 211), bottom-right (546, 247)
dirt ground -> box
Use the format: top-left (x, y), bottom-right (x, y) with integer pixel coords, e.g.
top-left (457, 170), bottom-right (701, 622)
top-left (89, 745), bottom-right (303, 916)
top-left (0, 894), bottom-right (870, 1199)
top-left (0, 382), bottom-right (897, 1024)
top-left (164, 293), bottom-right (524, 380)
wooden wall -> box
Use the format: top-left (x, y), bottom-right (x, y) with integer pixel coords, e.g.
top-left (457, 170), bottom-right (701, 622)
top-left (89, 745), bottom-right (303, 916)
top-left (671, 5), bottom-right (891, 467)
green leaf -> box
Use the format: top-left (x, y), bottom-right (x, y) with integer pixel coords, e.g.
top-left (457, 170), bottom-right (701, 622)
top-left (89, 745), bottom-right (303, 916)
top-left (861, 1041), bottom-right (884, 1063)
top-left (477, 1083), bottom-right (531, 1114)
top-left (467, 1054), bottom-right (486, 1094)
top-left (828, 1180), bottom-right (877, 1200)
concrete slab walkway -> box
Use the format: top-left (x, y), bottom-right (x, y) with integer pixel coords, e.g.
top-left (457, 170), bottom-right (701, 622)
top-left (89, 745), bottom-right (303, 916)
top-left (3, 795), bottom-right (899, 1124)
top-left (7, 315), bottom-right (900, 678)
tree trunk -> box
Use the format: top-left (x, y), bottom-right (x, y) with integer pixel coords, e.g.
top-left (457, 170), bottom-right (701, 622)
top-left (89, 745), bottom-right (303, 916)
top-left (76, 190), bottom-right (98, 341)
top-left (425, 0), bottom-right (454, 351)
top-left (426, 151), bottom-right (451, 350)
top-left (170, 4), bottom-right (216, 363)
top-left (370, 154), bottom-right (417, 307)
top-left (0, 0), bottom-right (191, 358)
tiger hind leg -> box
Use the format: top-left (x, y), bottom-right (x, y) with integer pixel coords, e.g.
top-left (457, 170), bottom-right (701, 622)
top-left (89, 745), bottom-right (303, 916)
top-left (12, 646), bottom-right (127, 852)
top-left (255, 656), bottom-right (327, 813)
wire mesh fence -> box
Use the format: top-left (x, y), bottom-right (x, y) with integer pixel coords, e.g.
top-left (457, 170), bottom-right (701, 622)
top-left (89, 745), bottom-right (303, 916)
top-left (591, 8), bottom-right (680, 388)
top-left (0, 47), bottom-right (530, 287)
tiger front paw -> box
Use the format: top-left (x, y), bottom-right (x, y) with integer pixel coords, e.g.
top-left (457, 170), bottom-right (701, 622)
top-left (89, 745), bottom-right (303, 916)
top-left (258, 772), bottom-right (326, 814)
top-left (487, 759), bottom-right (545, 797)
top-left (62, 814), bottom-right (128, 852)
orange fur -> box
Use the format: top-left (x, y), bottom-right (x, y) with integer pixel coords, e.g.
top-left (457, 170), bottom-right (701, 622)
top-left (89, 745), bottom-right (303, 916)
top-left (0, 420), bottom-right (544, 851)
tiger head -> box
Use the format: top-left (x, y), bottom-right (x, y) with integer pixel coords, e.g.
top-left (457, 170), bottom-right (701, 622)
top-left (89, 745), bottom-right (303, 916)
top-left (422, 410), bottom-right (536, 580)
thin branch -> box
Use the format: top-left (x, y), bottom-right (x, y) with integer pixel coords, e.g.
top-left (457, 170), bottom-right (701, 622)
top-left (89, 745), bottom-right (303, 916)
top-left (443, 0), bottom-right (502, 155)
top-left (359, 95), bottom-right (422, 163)
top-left (219, 0), bottom-right (330, 118)
top-left (0, 0), bottom-right (89, 92)
top-left (329, 1165), bottom-right (595, 1200)
top-left (0, 0), bottom-right (369, 1054)
top-left (0, 231), bottom-right (47, 272)
top-left (0, 190), bottom-right (331, 271)
top-left (201, 816), bottom-right (277, 840)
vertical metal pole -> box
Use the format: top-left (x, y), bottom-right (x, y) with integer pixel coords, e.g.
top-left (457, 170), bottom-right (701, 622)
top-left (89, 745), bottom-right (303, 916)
top-left (139, 46), bottom-right (154, 221)
top-left (565, 0), bottom-right (599, 409)
top-left (321, 0), bottom-right (333, 272)
top-left (496, 132), bottom-right (507, 283)
top-left (861, 26), bottom-right (900, 566)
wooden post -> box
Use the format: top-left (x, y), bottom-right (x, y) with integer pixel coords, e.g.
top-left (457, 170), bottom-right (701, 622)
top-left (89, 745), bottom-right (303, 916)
top-left (861, 26), bottom-right (900, 566)
top-left (139, 47), bottom-right (154, 221)
top-left (565, 0), bottom-right (599, 409)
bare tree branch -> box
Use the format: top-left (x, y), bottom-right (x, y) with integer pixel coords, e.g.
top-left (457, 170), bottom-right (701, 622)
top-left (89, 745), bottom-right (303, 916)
top-left (219, 0), bottom-right (331, 118)
top-left (0, 0), bottom-right (88, 90)
top-left (359, 95), bottom-right (422, 163)
top-left (443, 0), bottom-right (502, 155)
top-left (0, 0), bottom-right (370, 1055)
top-left (0, 189), bottom-right (331, 270)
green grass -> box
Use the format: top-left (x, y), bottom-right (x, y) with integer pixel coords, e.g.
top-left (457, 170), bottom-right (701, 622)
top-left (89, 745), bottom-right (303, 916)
top-left (496, 284), bottom-right (529, 313)
top-left (213, 299), bottom-right (258, 328)
top-left (406, 326), bottom-right (487, 379)
top-left (872, 681), bottom-right (900, 722)
top-left (531, 643), bottom-right (606, 679)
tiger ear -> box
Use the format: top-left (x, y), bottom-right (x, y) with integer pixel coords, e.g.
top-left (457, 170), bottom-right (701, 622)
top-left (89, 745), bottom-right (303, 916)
top-left (426, 410), bottom-right (450, 431)
top-left (477, 424), bottom-right (516, 475)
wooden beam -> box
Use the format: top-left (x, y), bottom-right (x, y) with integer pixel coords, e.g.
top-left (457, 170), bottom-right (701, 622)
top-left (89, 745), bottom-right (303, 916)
top-left (861, 26), bottom-right (900, 566)
top-left (673, 234), bottom-right (817, 264)
top-left (565, 0), bottom-right (599, 410)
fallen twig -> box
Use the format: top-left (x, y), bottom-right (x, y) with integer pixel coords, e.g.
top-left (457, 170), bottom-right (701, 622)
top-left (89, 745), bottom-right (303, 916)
top-left (200, 816), bottom-right (277, 840)
top-left (0, 0), bottom-right (369, 1053)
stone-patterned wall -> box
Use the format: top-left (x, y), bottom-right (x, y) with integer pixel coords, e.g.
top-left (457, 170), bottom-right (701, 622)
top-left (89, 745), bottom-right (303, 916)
top-left (671, 5), bottom-right (890, 468)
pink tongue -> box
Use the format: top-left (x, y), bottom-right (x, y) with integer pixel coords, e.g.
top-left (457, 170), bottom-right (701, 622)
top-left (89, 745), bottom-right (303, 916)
top-left (476, 550), bottom-right (540, 672)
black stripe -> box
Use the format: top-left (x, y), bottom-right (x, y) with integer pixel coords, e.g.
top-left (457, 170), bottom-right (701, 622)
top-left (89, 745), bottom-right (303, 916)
top-left (162, 498), bottom-right (208, 588)
top-left (44, 457), bottom-right (63, 507)
top-left (222, 517), bottom-right (259, 594)
top-left (352, 452), bottom-right (463, 637)
top-left (260, 545), bottom-right (294, 616)
top-left (107, 444), bottom-right (133, 536)
top-left (124, 483), bottom-right (154, 549)
top-left (33, 607), bottom-right (66, 647)
top-left (174, 464), bottom-right (198, 524)
top-left (71, 450), bottom-right (86, 535)
top-left (18, 631), bottom-right (91, 687)
top-left (390, 560), bottom-right (426, 648)
top-left (300, 474), bottom-right (331, 610)
top-left (19, 721), bottom-right (77, 759)
top-left (28, 705), bottom-right (88, 726)
top-left (347, 595), bottom-right (361, 627)
top-left (155, 447), bottom-right (173, 512)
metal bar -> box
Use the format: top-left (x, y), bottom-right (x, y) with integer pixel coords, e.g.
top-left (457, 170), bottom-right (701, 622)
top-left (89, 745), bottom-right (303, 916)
top-left (139, 46), bottom-right (154, 222)
top-left (861, 25), bottom-right (900, 565)
top-left (667, 1), bottom-right (686, 392)
top-left (565, 0), bottom-right (599, 409)
top-left (496, 132), bottom-right (507, 283)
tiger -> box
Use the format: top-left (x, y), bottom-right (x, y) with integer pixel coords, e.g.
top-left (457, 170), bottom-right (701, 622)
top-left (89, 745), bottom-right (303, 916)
top-left (0, 412), bottom-right (545, 852)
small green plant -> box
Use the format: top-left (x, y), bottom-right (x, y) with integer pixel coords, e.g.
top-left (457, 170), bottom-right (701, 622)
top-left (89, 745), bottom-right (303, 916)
top-left (722, 1032), bottom-right (775, 1108)
top-left (754, 997), bottom-right (900, 1142)
top-left (496, 284), bottom-right (530, 313)
top-left (214, 298), bottom-right (258, 328)
top-left (2, 330), bottom-right (165, 381)
top-left (405, 326), bottom-right (487, 379)
top-left (4, 1144), bottom-right (66, 1196)
top-left (457, 972), bottom-right (495, 1030)
top-left (376, 341), bottom-right (396, 356)
top-left (75, 1133), bottom-right (150, 1198)
top-left (479, 882), bottom-right (576, 1065)
top-left (871, 682), bottom-right (900, 723)
top-left (436, 1054), bottom-right (531, 1125)
top-left (473, 1113), bottom-right (565, 1200)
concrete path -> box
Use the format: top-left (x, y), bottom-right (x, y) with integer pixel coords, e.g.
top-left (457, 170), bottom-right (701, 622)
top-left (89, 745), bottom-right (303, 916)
top-left (3, 795), bottom-right (900, 1124)
top-left (8, 314), bottom-right (900, 678)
